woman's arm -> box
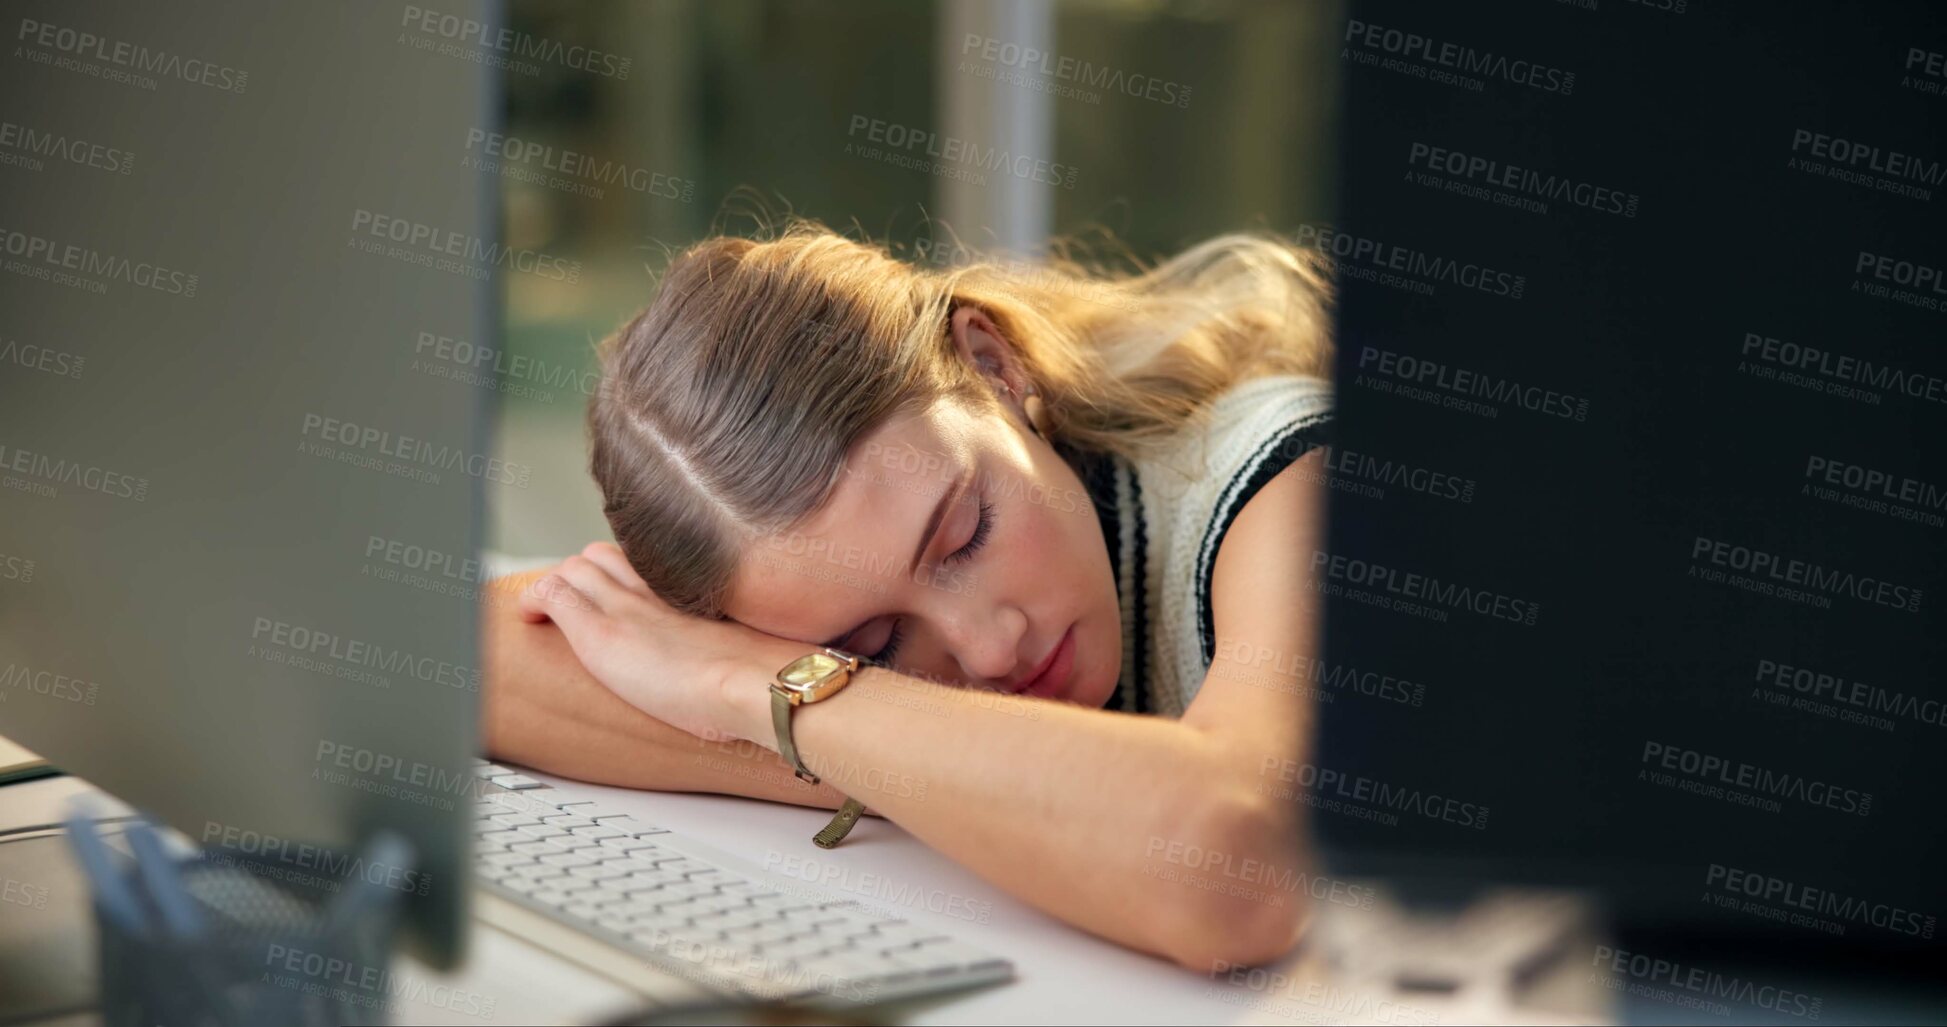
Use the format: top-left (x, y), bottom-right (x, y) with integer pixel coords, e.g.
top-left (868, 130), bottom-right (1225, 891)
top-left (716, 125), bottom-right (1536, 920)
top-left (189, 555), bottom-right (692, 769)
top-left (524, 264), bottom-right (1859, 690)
top-left (529, 449), bottom-right (1327, 971)
top-left (481, 569), bottom-right (865, 812)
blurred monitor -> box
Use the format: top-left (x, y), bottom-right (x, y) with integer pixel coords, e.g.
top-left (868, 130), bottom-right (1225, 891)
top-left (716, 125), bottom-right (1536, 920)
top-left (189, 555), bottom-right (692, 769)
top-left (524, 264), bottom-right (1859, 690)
top-left (1315, 0), bottom-right (1945, 970)
top-left (0, 0), bottom-right (501, 968)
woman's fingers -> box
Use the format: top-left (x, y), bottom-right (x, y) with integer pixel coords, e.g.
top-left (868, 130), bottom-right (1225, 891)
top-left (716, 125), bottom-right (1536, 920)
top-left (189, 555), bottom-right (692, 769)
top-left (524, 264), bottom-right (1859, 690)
top-left (580, 541), bottom-right (652, 594)
top-left (551, 554), bottom-right (633, 610)
top-left (517, 571), bottom-right (597, 624)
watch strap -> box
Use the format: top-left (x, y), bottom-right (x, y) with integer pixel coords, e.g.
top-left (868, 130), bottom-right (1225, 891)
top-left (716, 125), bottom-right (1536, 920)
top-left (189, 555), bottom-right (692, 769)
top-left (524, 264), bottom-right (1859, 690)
top-left (814, 797), bottom-right (868, 849)
top-left (769, 650), bottom-right (869, 847)
top-left (770, 684), bottom-right (818, 784)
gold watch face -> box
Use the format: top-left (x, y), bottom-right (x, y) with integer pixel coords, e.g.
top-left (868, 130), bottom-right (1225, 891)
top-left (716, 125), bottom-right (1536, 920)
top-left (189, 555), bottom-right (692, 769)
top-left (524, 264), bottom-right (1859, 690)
top-left (779, 651), bottom-right (845, 688)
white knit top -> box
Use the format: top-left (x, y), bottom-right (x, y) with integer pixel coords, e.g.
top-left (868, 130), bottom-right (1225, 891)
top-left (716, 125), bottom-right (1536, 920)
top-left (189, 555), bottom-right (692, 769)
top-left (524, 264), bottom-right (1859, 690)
top-left (1065, 374), bottom-right (1334, 717)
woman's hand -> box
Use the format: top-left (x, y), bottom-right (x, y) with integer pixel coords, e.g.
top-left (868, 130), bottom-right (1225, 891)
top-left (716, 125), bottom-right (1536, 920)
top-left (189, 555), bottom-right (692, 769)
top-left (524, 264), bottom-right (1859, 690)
top-left (516, 541), bottom-right (789, 743)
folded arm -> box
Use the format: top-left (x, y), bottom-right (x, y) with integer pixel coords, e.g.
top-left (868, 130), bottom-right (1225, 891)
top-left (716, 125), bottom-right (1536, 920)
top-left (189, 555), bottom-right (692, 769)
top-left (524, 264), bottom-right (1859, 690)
top-left (482, 570), bottom-right (864, 813)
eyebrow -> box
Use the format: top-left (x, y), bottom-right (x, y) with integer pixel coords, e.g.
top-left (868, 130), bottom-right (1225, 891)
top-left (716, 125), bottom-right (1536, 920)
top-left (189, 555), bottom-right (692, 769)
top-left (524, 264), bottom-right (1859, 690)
top-left (818, 464), bottom-right (970, 649)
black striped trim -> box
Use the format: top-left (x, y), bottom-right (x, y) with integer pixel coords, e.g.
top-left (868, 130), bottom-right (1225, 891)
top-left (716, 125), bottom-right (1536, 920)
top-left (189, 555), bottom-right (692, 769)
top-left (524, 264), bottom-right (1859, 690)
top-left (1194, 413), bottom-right (1334, 664)
top-left (1070, 445), bottom-right (1143, 714)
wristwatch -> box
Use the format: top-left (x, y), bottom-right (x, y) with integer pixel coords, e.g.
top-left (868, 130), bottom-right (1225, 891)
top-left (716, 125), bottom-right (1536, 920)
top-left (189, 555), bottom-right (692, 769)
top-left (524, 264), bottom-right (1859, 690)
top-left (770, 648), bottom-right (870, 848)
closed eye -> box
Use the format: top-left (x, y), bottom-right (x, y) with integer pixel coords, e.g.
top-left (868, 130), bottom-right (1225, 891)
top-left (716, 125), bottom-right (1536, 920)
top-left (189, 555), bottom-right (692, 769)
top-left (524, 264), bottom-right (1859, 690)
top-left (947, 497), bottom-right (994, 565)
top-left (865, 619), bottom-right (906, 665)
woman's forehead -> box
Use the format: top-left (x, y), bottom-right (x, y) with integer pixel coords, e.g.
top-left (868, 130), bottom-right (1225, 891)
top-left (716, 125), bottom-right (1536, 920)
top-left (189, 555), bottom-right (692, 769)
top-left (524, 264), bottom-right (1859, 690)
top-left (719, 401), bottom-right (981, 636)
top-left (836, 401), bottom-right (978, 496)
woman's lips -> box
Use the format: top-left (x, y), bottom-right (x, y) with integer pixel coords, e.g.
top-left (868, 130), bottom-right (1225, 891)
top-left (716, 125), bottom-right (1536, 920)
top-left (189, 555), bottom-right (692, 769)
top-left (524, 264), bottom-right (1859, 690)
top-left (1011, 625), bottom-right (1076, 699)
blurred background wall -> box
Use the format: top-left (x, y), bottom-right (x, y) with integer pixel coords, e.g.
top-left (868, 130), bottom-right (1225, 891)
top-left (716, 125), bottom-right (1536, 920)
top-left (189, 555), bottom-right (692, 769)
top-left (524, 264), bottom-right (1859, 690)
top-left (489, 0), bottom-right (1342, 557)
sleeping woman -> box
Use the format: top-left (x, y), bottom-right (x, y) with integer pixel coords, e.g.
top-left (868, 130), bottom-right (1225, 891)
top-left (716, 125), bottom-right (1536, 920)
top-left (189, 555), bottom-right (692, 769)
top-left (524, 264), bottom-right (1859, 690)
top-left (483, 221), bottom-right (1336, 970)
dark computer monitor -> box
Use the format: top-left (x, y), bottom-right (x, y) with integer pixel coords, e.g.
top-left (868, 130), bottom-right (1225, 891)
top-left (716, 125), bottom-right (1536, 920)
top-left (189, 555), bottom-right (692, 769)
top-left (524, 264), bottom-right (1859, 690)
top-left (0, 1), bottom-right (502, 968)
top-left (1313, 0), bottom-right (1945, 961)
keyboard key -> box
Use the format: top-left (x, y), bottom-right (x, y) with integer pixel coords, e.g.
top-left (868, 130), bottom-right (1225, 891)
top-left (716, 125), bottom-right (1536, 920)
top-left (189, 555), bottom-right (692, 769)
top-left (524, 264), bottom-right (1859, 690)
top-left (762, 935), bottom-right (835, 963)
top-left (598, 836), bottom-right (663, 855)
top-left (567, 825), bottom-right (628, 841)
top-left (687, 894), bottom-right (750, 919)
top-left (567, 864), bottom-right (634, 882)
top-left (746, 923), bottom-right (801, 947)
top-left (516, 824), bottom-right (571, 842)
top-left (711, 910), bottom-right (770, 935)
top-left (907, 937), bottom-right (1008, 975)
top-left (868, 921), bottom-right (949, 951)
top-left (538, 852), bottom-right (595, 869)
top-left (490, 774), bottom-right (544, 790)
top-left (592, 812), bottom-right (662, 829)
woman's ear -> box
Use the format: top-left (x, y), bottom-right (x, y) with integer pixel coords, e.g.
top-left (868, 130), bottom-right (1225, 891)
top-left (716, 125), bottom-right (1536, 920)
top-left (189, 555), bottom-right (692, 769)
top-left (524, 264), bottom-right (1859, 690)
top-left (948, 304), bottom-right (1027, 397)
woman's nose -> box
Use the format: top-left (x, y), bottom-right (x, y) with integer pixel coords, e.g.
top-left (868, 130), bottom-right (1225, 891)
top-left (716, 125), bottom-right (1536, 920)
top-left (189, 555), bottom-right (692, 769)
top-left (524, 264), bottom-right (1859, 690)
top-left (949, 605), bottom-right (1028, 684)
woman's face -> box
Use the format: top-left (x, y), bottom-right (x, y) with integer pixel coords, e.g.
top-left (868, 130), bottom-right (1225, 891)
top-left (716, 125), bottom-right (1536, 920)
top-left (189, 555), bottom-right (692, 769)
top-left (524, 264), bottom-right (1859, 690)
top-left (722, 396), bottom-right (1122, 708)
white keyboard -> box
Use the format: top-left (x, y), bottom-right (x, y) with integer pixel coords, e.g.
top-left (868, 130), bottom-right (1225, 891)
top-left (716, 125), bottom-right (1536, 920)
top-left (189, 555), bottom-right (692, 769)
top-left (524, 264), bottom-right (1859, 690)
top-left (470, 762), bottom-right (1012, 1007)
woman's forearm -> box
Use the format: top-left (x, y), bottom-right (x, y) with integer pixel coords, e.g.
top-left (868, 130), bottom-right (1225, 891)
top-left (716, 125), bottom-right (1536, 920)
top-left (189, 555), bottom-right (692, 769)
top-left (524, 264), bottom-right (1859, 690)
top-left (720, 640), bottom-right (1305, 970)
top-left (481, 570), bottom-right (861, 811)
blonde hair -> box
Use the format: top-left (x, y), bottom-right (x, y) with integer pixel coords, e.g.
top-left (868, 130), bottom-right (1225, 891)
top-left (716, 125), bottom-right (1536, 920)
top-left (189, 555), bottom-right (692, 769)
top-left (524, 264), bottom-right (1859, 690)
top-left (588, 220), bottom-right (1333, 617)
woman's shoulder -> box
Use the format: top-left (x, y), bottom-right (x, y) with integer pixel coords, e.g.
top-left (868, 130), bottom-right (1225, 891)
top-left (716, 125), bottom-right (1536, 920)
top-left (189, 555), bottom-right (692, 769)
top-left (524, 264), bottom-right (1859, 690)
top-left (1138, 373), bottom-right (1335, 505)
top-left (1105, 374), bottom-right (1333, 716)
top-left (1176, 375), bottom-right (1333, 657)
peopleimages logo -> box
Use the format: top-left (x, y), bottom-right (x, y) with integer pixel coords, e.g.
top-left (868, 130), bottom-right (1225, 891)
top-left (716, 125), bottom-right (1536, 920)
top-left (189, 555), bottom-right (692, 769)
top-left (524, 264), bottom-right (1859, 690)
top-left (1262, 756), bottom-right (1490, 829)
top-left (1640, 741), bottom-right (1872, 816)
top-left (15, 17), bottom-right (248, 92)
top-left (1212, 639), bottom-right (1428, 707)
top-left (1790, 128), bottom-right (1944, 199)
top-left (399, 5), bottom-right (630, 79)
top-left (1689, 536), bottom-right (1923, 613)
top-left (845, 115), bottom-right (1079, 190)
top-left (1315, 444), bottom-right (1477, 504)
top-left (1753, 658), bottom-right (1947, 732)
top-left (0, 552), bottom-right (35, 584)
top-left (252, 616), bottom-right (482, 692)
top-left (0, 226), bottom-right (198, 296)
top-left (1591, 946), bottom-right (1821, 1020)
top-left (1739, 331), bottom-right (1947, 407)
top-left (348, 209), bottom-right (580, 283)
top-left (1803, 455), bottom-right (1947, 527)
top-left (1356, 346), bottom-right (1587, 421)
top-left (1706, 864), bottom-right (1936, 939)
top-left (0, 336), bottom-right (86, 379)
top-left (1406, 142), bottom-right (1640, 217)
top-left (299, 412), bottom-right (533, 488)
top-left (1855, 251), bottom-right (1947, 295)
top-left (202, 821), bottom-right (431, 896)
top-left (0, 441), bottom-right (150, 501)
top-left (1312, 550), bottom-right (1541, 627)
top-left (0, 120), bottom-right (135, 175)
top-left (317, 740), bottom-right (477, 799)
top-left (0, 662), bottom-right (102, 705)
top-left (1295, 223), bottom-right (1527, 299)
top-left (957, 34), bottom-right (1192, 109)
top-left (1343, 19), bottom-right (1575, 94)
top-left (462, 129), bottom-right (691, 201)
